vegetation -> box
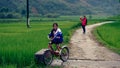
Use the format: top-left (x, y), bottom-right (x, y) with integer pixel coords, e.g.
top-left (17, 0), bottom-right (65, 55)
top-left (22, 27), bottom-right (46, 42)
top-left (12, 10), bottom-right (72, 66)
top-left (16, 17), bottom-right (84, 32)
top-left (0, 13), bottom-right (119, 68)
top-left (0, 0), bottom-right (119, 68)
top-left (0, 15), bottom-right (108, 67)
top-left (94, 15), bottom-right (120, 54)
top-left (0, 0), bottom-right (120, 18)
top-left (0, 18), bottom-right (81, 67)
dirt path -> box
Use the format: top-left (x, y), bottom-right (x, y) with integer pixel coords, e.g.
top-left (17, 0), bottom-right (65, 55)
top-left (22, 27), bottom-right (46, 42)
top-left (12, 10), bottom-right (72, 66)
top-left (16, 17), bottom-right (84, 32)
top-left (52, 21), bottom-right (120, 68)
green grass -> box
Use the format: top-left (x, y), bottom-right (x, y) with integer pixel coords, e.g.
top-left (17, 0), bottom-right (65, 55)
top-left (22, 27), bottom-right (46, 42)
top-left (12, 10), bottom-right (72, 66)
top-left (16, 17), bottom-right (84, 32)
top-left (0, 15), bottom-right (107, 68)
top-left (0, 15), bottom-right (109, 24)
top-left (0, 20), bottom-right (80, 67)
top-left (107, 15), bottom-right (120, 21)
top-left (94, 21), bottom-right (120, 54)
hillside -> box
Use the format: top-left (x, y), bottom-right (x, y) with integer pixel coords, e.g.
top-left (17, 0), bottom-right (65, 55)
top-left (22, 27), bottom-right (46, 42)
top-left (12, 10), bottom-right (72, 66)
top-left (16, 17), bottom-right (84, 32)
top-left (0, 0), bottom-right (120, 18)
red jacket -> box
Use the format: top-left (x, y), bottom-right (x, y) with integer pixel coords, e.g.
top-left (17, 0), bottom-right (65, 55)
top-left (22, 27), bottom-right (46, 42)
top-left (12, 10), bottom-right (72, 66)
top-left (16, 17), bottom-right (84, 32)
top-left (80, 17), bottom-right (87, 26)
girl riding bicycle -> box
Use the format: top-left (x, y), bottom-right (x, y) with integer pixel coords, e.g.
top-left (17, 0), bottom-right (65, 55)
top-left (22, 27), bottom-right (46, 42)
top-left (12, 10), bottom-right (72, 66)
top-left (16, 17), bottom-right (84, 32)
top-left (48, 23), bottom-right (63, 51)
top-left (35, 24), bottom-right (68, 65)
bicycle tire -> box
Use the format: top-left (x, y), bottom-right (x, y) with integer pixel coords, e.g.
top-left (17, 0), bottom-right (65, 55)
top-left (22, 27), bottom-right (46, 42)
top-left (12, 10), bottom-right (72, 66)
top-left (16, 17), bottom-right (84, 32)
top-left (60, 46), bottom-right (69, 62)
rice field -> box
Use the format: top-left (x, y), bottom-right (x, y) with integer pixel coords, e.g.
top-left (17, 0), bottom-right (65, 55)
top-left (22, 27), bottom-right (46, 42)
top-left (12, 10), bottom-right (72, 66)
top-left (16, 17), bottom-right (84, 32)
top-left (0, 15), bottom-right (108, 68)
top-left (0, 20), bottom-right (81, 67)
top-left (94, 21), bottom-right (120, 54)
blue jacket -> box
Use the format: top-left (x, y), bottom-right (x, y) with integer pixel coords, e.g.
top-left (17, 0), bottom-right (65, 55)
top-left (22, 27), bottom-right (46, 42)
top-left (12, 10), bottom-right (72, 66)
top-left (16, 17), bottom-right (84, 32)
top-left (48, 28), bottom-right (63, 43)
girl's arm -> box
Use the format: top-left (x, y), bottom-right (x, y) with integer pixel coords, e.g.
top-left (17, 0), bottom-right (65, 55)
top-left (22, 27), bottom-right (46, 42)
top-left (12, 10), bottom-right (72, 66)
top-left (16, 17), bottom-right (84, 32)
top-left (80, 18), bottom-right (83, 21)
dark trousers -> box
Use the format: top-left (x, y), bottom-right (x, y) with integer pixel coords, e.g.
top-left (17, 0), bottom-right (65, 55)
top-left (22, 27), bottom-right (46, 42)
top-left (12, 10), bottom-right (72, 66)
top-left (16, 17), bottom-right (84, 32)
top-left (82, 25), bottom-right (86, 34)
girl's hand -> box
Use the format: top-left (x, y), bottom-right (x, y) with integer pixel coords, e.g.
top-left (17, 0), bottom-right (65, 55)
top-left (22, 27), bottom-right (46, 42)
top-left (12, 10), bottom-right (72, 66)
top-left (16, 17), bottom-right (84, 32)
top-left (49, 37), bottom-right (54, 41)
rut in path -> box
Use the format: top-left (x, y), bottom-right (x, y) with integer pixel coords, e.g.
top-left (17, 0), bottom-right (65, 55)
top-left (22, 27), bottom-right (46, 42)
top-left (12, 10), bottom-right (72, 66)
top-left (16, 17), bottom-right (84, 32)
top-left (51, 21), bottom-right (120, 68)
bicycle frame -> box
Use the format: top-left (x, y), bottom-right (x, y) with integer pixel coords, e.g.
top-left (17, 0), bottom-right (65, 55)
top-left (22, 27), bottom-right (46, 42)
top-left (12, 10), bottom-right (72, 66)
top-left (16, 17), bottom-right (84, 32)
top-left (48, 44), bottom-right (61, 57)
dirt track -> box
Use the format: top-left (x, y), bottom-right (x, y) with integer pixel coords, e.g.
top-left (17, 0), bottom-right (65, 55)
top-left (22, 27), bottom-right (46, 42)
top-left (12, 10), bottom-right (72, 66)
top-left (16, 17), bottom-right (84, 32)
top-left (52, 21), bottom-right (120, 68)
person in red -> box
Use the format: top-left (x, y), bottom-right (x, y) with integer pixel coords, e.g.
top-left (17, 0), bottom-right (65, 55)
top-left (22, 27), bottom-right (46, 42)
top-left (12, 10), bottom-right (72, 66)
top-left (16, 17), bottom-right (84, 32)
top-left (80, 16), bottom-right (87, 34)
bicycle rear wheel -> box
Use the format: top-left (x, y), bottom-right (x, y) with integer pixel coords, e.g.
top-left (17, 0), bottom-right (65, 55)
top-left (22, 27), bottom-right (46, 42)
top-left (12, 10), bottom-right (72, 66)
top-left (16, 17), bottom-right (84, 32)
top-left (43, 50), bottom-right (53, 65)
top-left (60, 46), bottom-right (69, 62)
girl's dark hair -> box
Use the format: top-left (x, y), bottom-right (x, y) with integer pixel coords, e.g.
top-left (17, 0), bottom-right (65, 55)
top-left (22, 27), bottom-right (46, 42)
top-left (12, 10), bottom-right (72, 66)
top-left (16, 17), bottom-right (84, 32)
top-left (53, 23), bottom-right (58, 27)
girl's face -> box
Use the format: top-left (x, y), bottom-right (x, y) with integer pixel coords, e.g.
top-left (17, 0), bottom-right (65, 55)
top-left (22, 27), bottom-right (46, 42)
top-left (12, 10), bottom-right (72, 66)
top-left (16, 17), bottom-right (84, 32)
top-left (53, 25), bottom-right (58, 30)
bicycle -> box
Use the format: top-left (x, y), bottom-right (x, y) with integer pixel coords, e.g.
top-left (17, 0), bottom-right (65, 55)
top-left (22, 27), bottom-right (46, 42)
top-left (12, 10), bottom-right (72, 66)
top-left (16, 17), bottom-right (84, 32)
top-left (35, 35), bottom-right (69, 65)
top-left (42, 43), bottom-right (69, 65)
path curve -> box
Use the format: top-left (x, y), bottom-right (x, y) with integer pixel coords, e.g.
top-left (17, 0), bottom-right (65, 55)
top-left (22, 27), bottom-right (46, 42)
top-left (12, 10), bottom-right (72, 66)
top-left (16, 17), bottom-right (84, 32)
top-left (52, 21), bottom-right (120, 68)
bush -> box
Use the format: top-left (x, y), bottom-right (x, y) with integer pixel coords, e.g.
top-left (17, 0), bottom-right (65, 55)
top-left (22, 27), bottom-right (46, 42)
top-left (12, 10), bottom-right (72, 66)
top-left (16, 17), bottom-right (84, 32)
top-left (44, 13), bottom-right (60, 18)
top-left (0, 12), bottom-right (21, 19)
top-left (0, 13), bottom-right (6, 18)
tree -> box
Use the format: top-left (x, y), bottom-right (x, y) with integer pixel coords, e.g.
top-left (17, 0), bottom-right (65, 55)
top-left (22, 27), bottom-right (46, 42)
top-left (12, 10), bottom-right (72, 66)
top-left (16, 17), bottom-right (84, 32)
top-left (21, 10), bottom-right (26, 16)
top-left (0, 7), bottom-right (9, 13)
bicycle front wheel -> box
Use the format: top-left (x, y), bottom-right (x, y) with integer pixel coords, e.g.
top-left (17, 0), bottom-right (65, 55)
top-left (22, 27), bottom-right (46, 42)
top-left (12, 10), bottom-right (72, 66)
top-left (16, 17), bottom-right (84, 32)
top-left (60, 46), bottom-right (69, 62)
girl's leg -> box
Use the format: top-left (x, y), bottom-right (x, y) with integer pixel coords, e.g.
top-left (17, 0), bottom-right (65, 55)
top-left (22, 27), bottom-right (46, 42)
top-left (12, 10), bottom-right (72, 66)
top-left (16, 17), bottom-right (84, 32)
top-left (56, 44), bottom-right (61, 51)
top-left (48, 41), bottom-right (53, 51)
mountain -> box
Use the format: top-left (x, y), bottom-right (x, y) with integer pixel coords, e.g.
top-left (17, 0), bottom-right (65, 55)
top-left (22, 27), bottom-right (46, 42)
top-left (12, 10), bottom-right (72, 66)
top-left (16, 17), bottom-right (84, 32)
top-left (0, 0), bottom-right (120, 18)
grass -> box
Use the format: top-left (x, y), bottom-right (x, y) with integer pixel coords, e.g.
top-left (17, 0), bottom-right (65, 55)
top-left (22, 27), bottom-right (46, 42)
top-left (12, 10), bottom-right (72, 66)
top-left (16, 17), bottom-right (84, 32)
top-left (0, 15), bottom-right (109, 24)
top-left (93, 21), bottom-right (120, 54)
top-left (0, 15), bottom-right (107, 68)
top-left (0, 20), bottom-right (80, 67)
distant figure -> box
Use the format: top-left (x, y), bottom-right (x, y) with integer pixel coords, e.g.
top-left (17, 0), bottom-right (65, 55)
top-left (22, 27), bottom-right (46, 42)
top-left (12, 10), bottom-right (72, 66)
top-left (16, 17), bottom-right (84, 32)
top-left (80, 16), bottom-right (87, 34)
